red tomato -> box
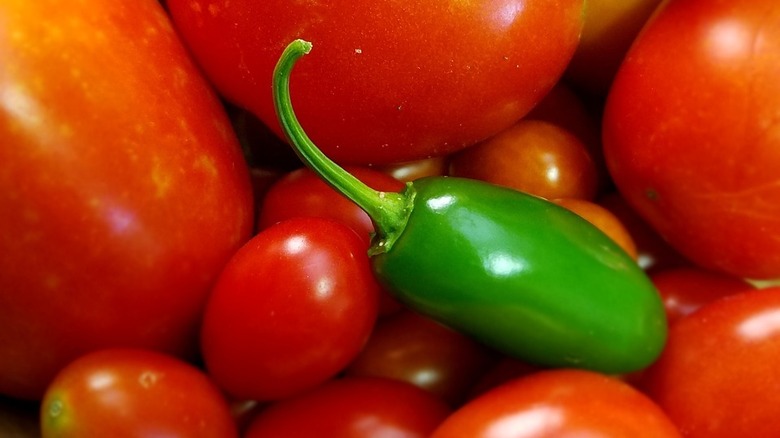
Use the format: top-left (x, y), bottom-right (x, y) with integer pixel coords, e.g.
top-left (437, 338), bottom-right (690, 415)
top-left (200, 218), bottom-right (379, 401)
top-left (644, 287), bottom-right (780, 437)
top-left (431, 369), bottom-right (681, 437)
top-left (39, 349), bottom-right (238, 438)
top-left (165, 0), bottom-right (585, 164)
top-left (650, 266), bottom-right (756, 325)
top-left (603, 0), bottom-right (780, 279)
top-left (244, 377), bottom-right (451, 438)
top-left (449, 119), bottom-right (599, 200)
top-left (0, 0), bottom-right (254, 399)
top-left (258, 166), bottom-right (405, 245)
top-left (345, 310), bottom-right (497, 406)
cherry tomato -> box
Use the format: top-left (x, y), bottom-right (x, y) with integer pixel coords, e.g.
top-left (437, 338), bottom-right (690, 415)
top-left (244, 377), bottom-right (451, 438)
top-left (0, 0), bottom-right (254, 400)
top-left (200, 218), bottom-right (379, 401)
top-left (650, 266), bottom-right (756, 325)
top-left (375, 156), bottom-right (449, 182)
top-left (258, 166), bottom-right (405, 246)
top-left (431, 369), bottom-right (681, 437)
top-left (39, 349), bottom-right (238, 437)
top-left (644, 287), bottom-right (780, 437)
top-left (449, 119), bottom-right (599, 200)
top-left (165, 0), bottom-right (585, 164)
top-left (552, 197), bottom-right (639, 259)
top-left (345, 310), bottom-right (497, 406)
top-left (603, 0), bottom-right (780, 279)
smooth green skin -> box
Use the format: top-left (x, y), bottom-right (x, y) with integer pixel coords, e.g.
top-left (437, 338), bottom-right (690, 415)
top-left (273, 39), bottom-right (667, 375)
top-left (373, 177), bottom-right (667, 373)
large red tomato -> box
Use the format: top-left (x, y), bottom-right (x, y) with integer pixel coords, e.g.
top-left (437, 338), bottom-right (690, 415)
top-left (644, 287), bottom-right (780, 437)
top-left (164, 0), bottom-right (585, 164)
top-left (0, 0), bottom-right (254, 399)
top-left (603, 0), bottom-right (780, 279)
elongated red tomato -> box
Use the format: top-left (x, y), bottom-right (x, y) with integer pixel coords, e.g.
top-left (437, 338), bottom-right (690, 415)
top-left (200, 218), bottom-right (379, 401)
top-left (165, 0), bottom-right (585, 164)
top-left (603, 0), bottom-right (780, 279)
top-left (0, 0), bottom-right (254, 400)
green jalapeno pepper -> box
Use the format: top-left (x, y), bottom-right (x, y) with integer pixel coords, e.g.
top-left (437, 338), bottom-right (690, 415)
top-left (272, 39), bottom-right (667, 374)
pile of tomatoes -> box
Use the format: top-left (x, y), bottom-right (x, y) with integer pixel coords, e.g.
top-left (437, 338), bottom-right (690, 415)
top-left (2, 0), bottom-right (780, 437)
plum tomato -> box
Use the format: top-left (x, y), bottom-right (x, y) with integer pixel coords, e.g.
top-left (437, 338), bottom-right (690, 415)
top-left (243, 376), bottom-right (451, 438)
top-left (199, 217), bottom-right (379, 401)
top-left (39, 349), bottom-right (238, 438)
top-left (449, 120), bottom-right (599, 200)
top-left (345, 310), bottom-right (497, 406)
top-left (644, 287), bottom-right (780, 437)
top-left (431, 369), bottom-right (681, 438)
top-left (603, 0), bottom-right (780, 279)
top-left (165, 0), bottom-right (586, 164)
top-left (650, 266), bottom-right (756, 325)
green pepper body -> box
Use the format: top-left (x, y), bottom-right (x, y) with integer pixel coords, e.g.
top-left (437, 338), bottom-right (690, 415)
top-left (372, 177), bottom-right (667, 373)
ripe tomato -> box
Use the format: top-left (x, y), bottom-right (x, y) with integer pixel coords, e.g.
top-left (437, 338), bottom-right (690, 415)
top-left (552, 197), bottom-right (639, 259)
top-left (40, 349), bottom-right (238, 437)
top-left (644, 287), bottom-right (780, 437)
top-left (650, 266), bottom-right (756, 324)
top-left (603, 0), bottom-right (780, 279)
top-left (345, 310), bottom-right (497, 406)
top-left (431, 369), bottom-right (681, 437)
top-left (449, 119), bottom-right (599, 200)
top-left (200, 218), bottom-right (379, 401)
top-left (244, 377), bottom-right (451, 438)
top-left (165, 0), bottom-right (585, 164)
top-left (0, 0), bottom-right (254, 399)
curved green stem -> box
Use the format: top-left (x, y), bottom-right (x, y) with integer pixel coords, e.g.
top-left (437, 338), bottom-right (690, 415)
top-left (272, 39), bottom-right (414, 255)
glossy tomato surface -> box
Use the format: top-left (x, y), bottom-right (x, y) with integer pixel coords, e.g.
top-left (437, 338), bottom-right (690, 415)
top-left (40, 349), bottom-right (238, 438)
top-left (244, 377), bottom-right (451, 438)
top-left (200, 218), bottom-right (379, 401)
top-left (645, 287), bottom-right (780, 437)
top-left (0, 0), bottom-right (254, 400)
top-left (165, 0), bottom-right (585, 164)
top-left (603, 0), bottom-right (780, 278)
top-left (431, 369), bottom-right (681, 438)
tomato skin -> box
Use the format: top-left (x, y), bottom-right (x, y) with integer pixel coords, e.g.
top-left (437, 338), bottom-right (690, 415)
top-left (644, 287), bottom-right (780, 437)
top-left (200, 218), bottom-right (379, 401)
top-left (345, 310), bottom-right (497, 406)
top-left (431, 369), bottom-right (681, 438)
top-left (165, 0), bottom-right (585, 164)
top-left (603, 0), bottom-right (780, 278)
top-left (244, 377), bottom-right (451, 438)
top-left (0, 0), bottom-right (254, 400)
top-left (40, 349), bottom-right (238, 438)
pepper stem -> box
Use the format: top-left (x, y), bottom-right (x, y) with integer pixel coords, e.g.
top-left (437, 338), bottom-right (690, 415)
top-left (272, 39), bottom-right (414, 255)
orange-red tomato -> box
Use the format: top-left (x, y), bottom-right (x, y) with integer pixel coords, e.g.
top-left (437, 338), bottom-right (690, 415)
top-left (553, 197), bottom-right (638, 259)
top-left (449, 119), bottom-right (599, 200)
top-left (431, 369), bottom-right (681, 438)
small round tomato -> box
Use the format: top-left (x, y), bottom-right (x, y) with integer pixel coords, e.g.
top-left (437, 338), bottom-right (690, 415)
top-left (39, 349), bottom-right (238, 438)
top-left (166, 0), bottom-right (585, 164)
top-left (645, 287), bottom-right (780, 437)
top-left (244, 377), bottom-right (451, 438)
top-left (258, 166), bottom-right (404, 245)
top-left (200, 217), bottom-right (379, 401)
top-left (345, 310), bottom-right (497, 405)
top-left (431, 369), bottom-right (681, 438)
top-left (449, 119), bottom-right (599, 200)
top-left (650, 266), bottom-right (756, 324)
